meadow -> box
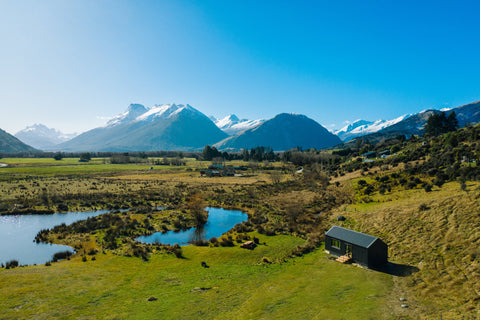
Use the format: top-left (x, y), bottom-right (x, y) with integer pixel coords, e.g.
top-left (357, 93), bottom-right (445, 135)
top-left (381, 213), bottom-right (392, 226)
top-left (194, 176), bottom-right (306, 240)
top-left (0, 234), bottom-right (392, 320)
top-left (1, 153), bottom-right (479, 319)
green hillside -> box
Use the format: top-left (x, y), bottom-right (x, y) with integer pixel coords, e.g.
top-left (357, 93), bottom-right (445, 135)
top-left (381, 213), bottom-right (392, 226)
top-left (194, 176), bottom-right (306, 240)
top-left (0, 128), bottom-right (38, 153)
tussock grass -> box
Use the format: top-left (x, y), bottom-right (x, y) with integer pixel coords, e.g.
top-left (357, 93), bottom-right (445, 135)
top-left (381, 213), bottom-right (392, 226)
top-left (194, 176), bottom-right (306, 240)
top-left (330, 181), bottom-right (480, 318)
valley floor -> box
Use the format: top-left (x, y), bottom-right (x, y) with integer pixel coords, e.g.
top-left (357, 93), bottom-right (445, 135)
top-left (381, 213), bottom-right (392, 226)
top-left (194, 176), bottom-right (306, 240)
top-left (0, 234), bottom-right (392, 320)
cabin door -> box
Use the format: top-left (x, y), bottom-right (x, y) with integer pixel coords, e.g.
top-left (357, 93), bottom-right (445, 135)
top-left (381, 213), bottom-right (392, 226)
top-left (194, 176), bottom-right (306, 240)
top-left (345, 244), bottom-right (352, 258)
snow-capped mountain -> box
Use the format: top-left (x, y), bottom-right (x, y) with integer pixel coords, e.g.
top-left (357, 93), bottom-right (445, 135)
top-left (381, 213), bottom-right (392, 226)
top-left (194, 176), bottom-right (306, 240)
top-left (56, 104), bottom-right (227, 152)
top-left (214, 113), bottom-right (342, 151)
top-left (15, 124), bottom-right (77, 150)
top-left (213, 114), bottom-right (264, 135)
top-left (335, 115), bottom-right (410, 142)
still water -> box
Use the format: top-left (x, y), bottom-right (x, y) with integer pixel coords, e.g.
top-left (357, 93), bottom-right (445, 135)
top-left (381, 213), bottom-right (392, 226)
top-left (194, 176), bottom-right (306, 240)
top-left (136, 207), bottom-right (248, 246)
top-left (0, 210), bottom-right (109, 266)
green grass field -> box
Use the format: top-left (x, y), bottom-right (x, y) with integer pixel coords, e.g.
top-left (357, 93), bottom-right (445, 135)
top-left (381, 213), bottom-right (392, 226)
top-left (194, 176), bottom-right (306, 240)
top-left (0, 234), bottom-right (392, 320)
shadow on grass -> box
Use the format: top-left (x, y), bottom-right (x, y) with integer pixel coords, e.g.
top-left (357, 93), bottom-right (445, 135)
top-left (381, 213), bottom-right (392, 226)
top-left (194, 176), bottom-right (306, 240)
top-left (373, 262), bottom-right (419, 277)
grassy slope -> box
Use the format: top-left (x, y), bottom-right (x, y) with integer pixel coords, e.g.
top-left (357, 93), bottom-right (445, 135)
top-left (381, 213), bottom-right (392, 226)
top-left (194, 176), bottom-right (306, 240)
top-left (330, 180), bottom-right (480, 318)
top-left (0, 234), bottom-right (392, 320)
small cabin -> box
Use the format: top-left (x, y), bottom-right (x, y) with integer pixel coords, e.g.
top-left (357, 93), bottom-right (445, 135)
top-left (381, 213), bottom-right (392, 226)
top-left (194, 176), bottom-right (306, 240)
top-left (325, 226), bottom-right (388, 268)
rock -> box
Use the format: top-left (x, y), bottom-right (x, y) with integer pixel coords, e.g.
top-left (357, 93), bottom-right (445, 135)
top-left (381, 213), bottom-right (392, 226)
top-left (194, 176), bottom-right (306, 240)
top-left (401, 304), bottom-right (409, 308)
top-left (399, 297), bottom-right (406, 301)
top-left (240, 241), bottom-right (257, 249)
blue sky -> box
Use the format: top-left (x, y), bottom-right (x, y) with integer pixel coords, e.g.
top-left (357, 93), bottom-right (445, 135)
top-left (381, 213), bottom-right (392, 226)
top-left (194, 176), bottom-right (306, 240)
top-left (1, 0), bottom-right (479, 134)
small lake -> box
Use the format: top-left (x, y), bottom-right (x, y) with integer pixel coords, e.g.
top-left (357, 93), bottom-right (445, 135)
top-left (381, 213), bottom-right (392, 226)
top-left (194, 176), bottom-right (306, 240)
top-left (0, 210), bottom-right (109, 266)
top-left (136, 207), bottom-right (248, 246)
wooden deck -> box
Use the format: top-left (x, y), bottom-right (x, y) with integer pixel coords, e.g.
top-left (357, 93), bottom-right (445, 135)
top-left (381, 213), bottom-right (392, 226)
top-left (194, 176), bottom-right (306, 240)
top-left (335, 255), bottom-right (352, 264)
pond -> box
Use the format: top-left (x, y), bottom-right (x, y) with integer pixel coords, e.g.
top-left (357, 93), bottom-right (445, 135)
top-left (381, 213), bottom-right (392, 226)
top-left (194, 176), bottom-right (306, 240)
top-left (0, 210), bottom-right (109, 266)
top-left (136, 207), bottom-right (248, 246)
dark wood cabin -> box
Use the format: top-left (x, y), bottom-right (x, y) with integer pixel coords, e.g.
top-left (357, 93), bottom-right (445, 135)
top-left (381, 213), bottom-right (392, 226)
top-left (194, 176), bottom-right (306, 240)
top-left (325, 226), bottom-right (388, 268)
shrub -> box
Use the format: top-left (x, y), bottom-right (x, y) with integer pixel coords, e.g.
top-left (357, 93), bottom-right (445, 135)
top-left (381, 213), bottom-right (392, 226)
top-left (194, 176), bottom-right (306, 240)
top-left (219, 238), bottom-right (234, 247)
top-left (419, 204), bottom-right (430, 211)
top-left (172, 244), bottom-right (183, 258)
top-left (5, 260), bottom-right (19, 269)
top-left (52, 250), bottom-right (73, 262)
top-left (423, 183), bottom-right (433, 192)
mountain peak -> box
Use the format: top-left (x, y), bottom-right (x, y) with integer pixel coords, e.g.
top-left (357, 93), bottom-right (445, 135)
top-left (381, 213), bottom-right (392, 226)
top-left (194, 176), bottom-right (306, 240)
top-left (228, 114), bottom-right (240, 122)
top-left (106, 104), bottom-right (148, 127)
top-left (14, 124), bottom-right (76, 150)
top-left (336, 115), bottom-right (410, 142)
top-left (56, 103), bottom-right (227, 152)
top-left (127, 103), bottom-right (148, 113)
top-left (215, 114), bottom-right (264, 135)
top-left (214, 113), bottom-right (341, 151)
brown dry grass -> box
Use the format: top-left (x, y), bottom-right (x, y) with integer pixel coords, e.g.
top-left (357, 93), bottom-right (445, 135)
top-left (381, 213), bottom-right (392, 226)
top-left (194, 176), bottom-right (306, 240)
top-left (329, 181), bottom-right (480, 319)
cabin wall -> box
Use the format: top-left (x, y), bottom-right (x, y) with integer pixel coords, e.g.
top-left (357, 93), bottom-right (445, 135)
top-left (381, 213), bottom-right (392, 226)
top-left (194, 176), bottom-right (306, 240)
top-left (367, 240), bottom-right (388, 267)
top-left (351, 245), bottom-right (369, 267)
top-left (325, 236), bottom-right (343, 256)
top-left (326, 236), bottom-right (369, 267)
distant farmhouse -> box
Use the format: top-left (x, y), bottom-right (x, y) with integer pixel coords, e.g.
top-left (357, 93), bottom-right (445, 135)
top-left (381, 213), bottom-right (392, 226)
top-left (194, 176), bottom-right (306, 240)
top-left (325, 226), bottom-right (388, 268)
top-left (200, 165), bottom-right (246, 177)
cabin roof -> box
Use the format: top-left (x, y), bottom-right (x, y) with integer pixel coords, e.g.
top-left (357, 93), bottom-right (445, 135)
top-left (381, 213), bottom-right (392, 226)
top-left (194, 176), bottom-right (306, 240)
top-left (325, 226), bottom-right (379, 248)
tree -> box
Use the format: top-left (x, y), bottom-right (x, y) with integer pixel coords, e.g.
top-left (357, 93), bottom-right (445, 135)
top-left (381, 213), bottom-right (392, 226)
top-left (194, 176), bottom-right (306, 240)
top-left (269, 170), bottom-right (282, 184)
top-left (53, 152), bottom-right (63, 161)
top-left (202, 145), bottom-right (221, 161)
top-left (447, 111), bottom-right (458, 131)
top-left (79, 153), bottom-right (91, 162)
top-left (188, 193), bottom-right (208, 227)
top-left (424, 111), bottom-right (458, 137)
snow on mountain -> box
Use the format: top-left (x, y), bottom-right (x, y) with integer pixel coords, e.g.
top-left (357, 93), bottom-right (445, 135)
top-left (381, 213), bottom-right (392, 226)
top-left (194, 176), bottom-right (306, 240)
top-left (15, 124), bottom-right (77, 150)
top-left (335, 115), bottom-right (410, 141)
top-left (214, 113), bottom-right (341, 151)
top-left (105, 104), bottom-right (148, 127)
top-left (214, 114), bottom-right (264, 135)
top-left (57, 103), bottom-right (227, 152)
top-left (105, 104), bottom-right (205, 128)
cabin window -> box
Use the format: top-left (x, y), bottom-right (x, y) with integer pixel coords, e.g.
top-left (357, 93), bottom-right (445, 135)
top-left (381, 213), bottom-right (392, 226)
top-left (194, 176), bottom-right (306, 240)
top-left (331, 239), bottom-right (341, 249)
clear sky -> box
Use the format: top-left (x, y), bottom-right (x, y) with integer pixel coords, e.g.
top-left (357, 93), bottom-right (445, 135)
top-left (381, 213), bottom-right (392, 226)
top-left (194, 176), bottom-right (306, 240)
top-left (1, 0), bottom-right (479, 135)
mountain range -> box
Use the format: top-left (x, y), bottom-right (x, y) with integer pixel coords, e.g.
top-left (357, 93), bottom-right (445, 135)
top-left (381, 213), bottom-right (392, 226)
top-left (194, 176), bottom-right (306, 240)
top-left (342, 100), bottom-right (480, 146)
top-left (14, 124), bottom-right (77, 151)
top-left (335, 115), bottom-right (410, 142)
top-left (3, 99), bottom-right (480, 153)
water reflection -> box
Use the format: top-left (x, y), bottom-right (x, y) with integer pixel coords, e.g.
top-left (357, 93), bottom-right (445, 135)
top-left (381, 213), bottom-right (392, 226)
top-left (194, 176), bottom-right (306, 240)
top-left (137, 207), bottom-right (247, 246)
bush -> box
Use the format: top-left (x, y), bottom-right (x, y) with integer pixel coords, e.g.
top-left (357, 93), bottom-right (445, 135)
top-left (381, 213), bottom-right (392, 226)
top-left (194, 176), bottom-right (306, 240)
top-left (219, 238), bottom-right (234, 247)
top-left (419, 204), bottom-right (430, 211)
top-left (423, 183), bottom-right (433, 192)
top-left (52, 250), bottom-right (73, 262)
top-left (5, 260), bottom-right (19, 269)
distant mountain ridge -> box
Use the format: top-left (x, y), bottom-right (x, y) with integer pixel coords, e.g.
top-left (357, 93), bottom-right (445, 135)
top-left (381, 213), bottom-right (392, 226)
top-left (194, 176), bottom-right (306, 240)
top-left (15, 124), bottom-right (77, 151)
top-left (336, 115), bottom-right (410, 142)
top-left (213, 114), bottom-right (264, 135)
top-left (343, 100), bottom-right (480, 146)
top-left (6, 99), bottom-right (480, 153)
top-left (214, 113), bottom-right (342, 151)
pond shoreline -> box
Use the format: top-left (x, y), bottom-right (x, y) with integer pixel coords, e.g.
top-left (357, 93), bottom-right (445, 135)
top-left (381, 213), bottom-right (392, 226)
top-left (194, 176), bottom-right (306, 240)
top-left (137, 207), bottom-right (248, 246)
